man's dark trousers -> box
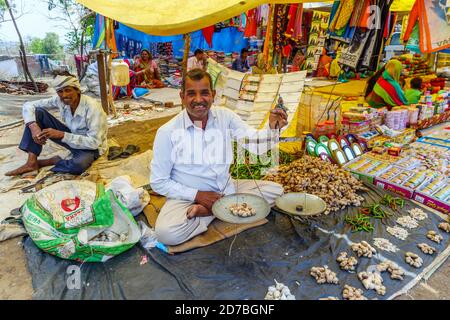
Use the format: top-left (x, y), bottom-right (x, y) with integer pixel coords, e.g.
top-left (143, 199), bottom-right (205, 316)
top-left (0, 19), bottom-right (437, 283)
top-left (19, 107), bottom-right (99, 175)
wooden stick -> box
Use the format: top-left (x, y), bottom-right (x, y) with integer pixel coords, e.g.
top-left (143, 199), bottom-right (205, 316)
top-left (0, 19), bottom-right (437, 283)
top-left (104, 18), bottom-right (117, 117)
top-left (182, 33), bottom-right (191, 77)
top-left (107, 50), bottom-right (117, 117)
top-left (97, 51), bottom-right (109, 114)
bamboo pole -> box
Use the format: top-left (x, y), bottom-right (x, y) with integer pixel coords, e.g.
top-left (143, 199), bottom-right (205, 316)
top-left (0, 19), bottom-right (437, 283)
top-left (105, 18), bottom-right (117, 117)
top-left (182, 33), bottom-right (191, 77)
top-left (97, 51), bottom-right (109, 114)
top-left (107, 52), bottom-right (117, 117)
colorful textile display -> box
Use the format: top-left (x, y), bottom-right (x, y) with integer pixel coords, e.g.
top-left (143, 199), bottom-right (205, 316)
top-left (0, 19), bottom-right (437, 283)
top-left (292, 4), bottom-right (304, 41)
top-left (333, 0), bottom-right (356, 30)
top-left (284, 4), bottom-right (298, 38)
top-left (305, 10), bottom-right (330, 73)
top-left (244, 9), bottom-right (258, 38)
top-left (273, 4), bottom-right (288, 53)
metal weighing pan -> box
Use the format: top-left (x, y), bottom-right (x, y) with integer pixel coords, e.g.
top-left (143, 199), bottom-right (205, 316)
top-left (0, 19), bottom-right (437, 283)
top-left (212, 193), bottom-right (271, 224)
top-left (275, 193), bottom-right (327, 217)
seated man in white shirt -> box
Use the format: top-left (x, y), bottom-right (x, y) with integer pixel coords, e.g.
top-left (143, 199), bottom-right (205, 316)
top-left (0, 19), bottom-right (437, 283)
top-left (150, 68), bottom-right (287, 246)
top-left (187, 49), bottom-right (207, 72)
top-left (5, 75), bottom-right (107, 177)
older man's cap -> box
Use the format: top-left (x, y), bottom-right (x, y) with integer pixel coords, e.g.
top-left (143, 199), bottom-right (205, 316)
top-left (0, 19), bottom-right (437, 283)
top-left (53, 75), bottom-right (81, 92)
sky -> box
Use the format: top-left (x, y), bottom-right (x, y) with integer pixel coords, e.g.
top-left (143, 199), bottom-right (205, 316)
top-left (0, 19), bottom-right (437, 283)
top-left (0, 0), bottom-right (68, 43)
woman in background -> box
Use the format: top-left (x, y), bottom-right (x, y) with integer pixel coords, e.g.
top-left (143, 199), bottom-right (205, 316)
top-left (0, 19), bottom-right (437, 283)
top-left (365, 59), bottom-right (408, 109)
top-left (133, 49), bottom-right (165, 89)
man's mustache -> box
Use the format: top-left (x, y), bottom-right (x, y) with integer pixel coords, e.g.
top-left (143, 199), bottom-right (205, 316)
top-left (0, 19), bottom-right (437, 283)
top-left (191, 103), bottom-right (208, 108)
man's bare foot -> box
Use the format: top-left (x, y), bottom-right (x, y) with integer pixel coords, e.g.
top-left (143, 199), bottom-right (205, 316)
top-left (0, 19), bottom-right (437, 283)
top-left (187, 204), bottom-right (211, 219)
top-left (38, 156), bottom-right (62, 168)
top-left (5, 163), bottom-right (39, 176)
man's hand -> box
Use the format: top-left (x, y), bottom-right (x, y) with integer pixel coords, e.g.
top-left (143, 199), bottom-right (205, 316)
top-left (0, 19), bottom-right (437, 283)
top-left (194, 191), bottom-right (222, 211)
top-left (269, 108), bottom-right (288, 130)
top-left (39, 128), bottom-right (65, 140)
top-left (28, 122), bottom-right (46, 145)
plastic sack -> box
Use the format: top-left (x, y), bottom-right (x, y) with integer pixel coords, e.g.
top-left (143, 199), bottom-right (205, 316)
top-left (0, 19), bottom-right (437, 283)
top-left (81, 62), bottom-right (101, 97)
top-left (21, 180), bottom-right (141, 262)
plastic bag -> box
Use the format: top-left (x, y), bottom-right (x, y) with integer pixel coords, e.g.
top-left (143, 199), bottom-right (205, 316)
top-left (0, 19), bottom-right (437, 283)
top-left (22, 180), bottom-right (140, 262)
top-left (107, 176), bottom-right (150, 216)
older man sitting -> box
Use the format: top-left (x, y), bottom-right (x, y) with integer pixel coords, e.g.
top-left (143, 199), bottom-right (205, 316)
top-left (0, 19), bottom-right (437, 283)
top-left (5, 75), bottom-right (107, 176)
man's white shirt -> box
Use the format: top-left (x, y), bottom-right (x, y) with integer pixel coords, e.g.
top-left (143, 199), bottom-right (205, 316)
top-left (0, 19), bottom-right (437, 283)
top-left (22, 95), bottom-right (108, 154)
top-left (150, 107), bottom-right (278, 201)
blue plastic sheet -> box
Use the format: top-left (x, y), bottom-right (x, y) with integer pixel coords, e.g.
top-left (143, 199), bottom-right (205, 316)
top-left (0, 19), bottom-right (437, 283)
top-left (93, 15), bottom-right (248, 58)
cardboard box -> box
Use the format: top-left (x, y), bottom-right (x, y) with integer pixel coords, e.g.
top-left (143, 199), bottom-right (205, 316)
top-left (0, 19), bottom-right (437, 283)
top-left (412, 191), bottom-right (450, 215)
top-left (351, 171), bottom-right (375, 184)
top-left (417, 137), bottom-right (450, 149)
top-left (373, 178), bottom-right (414, 199)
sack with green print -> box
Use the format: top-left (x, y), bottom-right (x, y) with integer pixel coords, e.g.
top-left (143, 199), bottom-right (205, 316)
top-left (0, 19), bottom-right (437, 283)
top-left (22, 180), bottom-right (141, 262)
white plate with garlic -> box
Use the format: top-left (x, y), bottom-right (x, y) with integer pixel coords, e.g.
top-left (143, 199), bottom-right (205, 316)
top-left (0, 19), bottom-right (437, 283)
top-left (212, 193), bottom-right (270, 224)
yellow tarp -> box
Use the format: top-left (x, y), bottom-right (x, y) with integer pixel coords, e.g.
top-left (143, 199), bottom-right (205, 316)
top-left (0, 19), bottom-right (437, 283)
top-left (312, 80), bottom-right (368, 98)
top-left (390, 0), bottom-right (415, 12)
top-left (77, 0), bottom-right (327, 36)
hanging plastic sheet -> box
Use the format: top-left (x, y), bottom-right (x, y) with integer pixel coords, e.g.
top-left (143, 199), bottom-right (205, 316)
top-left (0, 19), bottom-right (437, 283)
top-left (77, 0), bottom-right (328, 36)
top-left (94, 17), bottom-right (249, 58)
top-left (24, 184), bottom-right (450, 300)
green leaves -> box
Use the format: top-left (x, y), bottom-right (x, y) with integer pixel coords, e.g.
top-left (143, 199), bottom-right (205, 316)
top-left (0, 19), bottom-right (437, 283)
top-left (28, 32), bottom-right (64, 59)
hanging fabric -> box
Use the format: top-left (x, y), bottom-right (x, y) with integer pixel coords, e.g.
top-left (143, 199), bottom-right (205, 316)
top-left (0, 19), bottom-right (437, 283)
top-left (264, 4), bottom-right (276, 67)
top-left (390, 13), bottom-right (398, 39)
top-left (403, 0), bottom-right (419, 42)
top-left (94, 15), bottom-right (106, 49)
top-left (244, 9), bottom-right (258, 38)
top-left (239, 13), bottom-right (247, 32)
top-left (334, 0), bottom-right (356, 31)
top-left (400, 15), bottom-right (409, 42)
top-left (349, 0), bottom-right (365, 27)
top-left (358, 0), bottom-right (371, 29)
top-left (284, 4), bottom-right (298, 39)
top-left (329, 0), bottom-right (343, 32)
top-left (202, 26), bottom-right (215, 47)
top-left (383, 11), bottom-right (391, 39)
top-left (292, 4), bottom-right (304, 42)
top-left (272, 4), bottom-right (287, 53)
top-left (105, 17), bottom-right (119, 57)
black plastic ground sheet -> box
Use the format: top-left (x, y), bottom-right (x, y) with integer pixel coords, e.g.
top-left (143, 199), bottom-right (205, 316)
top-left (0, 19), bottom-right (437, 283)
top-left (24, 184), bottom-right (450, 300)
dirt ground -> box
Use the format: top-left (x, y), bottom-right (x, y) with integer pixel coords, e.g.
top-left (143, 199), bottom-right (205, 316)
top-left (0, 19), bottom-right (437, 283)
top-left (0, 114), bottom-right (176, 300)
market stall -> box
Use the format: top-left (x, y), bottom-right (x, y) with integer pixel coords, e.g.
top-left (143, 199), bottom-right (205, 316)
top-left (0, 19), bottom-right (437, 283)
top-left (10, 0), bottom-right (449, 302)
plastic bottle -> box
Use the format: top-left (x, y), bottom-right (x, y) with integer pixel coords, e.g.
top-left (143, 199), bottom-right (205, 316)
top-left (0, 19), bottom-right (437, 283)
top-left (425, 91), bottom-right (432, 104)
top-left (111, 60), bottom-right (130, 86)
top-left (408, 107), bottom-right (419, 127)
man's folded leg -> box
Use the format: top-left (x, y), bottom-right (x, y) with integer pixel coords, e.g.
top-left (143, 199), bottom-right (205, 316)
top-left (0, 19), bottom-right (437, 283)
top-left (155, 199), bottom-right (215, 246)
top-left (51, 148), bottom-right (99, 175)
